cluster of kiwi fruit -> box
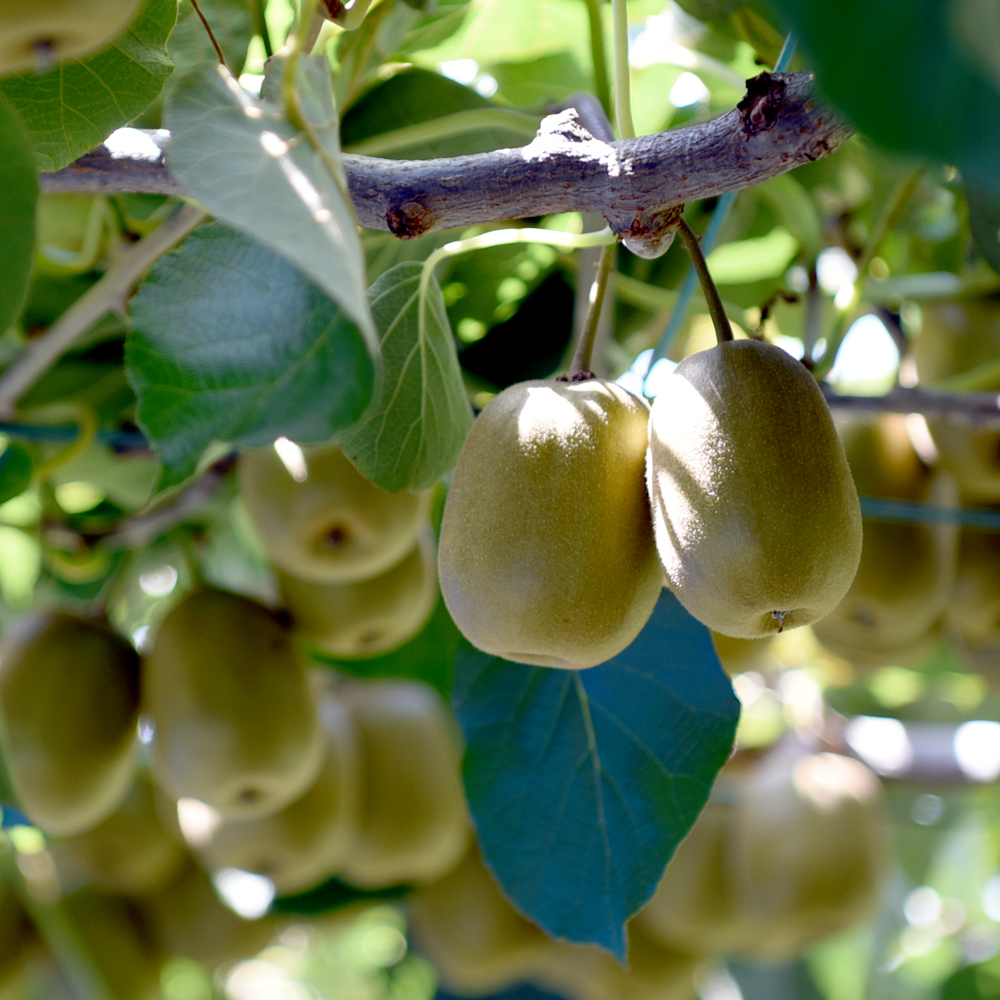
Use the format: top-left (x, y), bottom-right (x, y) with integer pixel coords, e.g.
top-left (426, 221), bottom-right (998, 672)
top-left (0, 0), bottom-right (144, 76)
top-left (409, 741), bottom-right (887, 1000)
top-left (0, 442), bottom-right (471, 998)
top-left (439, 337), bottom-right (862, 670)
top-left (775, 294), bottom-right (1000, 678)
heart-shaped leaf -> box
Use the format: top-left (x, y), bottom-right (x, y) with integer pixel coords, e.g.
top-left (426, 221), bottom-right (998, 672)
top-left (127, 223), bottom-right (375, 487)
top-left (0, 96), bottom-right (37, 336)
top-left (452, 590), bottom-right (740, 958)
top-left (339, 262), bottom-right (474, 492)
top-left (164, 59), bottom-right (375, 347)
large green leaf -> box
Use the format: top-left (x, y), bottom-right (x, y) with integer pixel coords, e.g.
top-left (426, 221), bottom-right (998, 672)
top-left (967, 184), bottom-right (1000, 275)
top-left (452, 590), bottom-right (740, 957)
top-left (0, 0), bottom-right (176, 172)
top-left (415, 0), bottom-right (593, 67)
top-left (126, 224), bottom-right (375, 487)
top-left (0, 96), bottom-right (37, 335)
top-left (339, 262), bottom-right (474, 492)
top-left (341, 67), bottom-right (537, 158)
top-left (164, 59), bottom-right (375, 346)
top-left (770, 0), bottom-right (1000, 200)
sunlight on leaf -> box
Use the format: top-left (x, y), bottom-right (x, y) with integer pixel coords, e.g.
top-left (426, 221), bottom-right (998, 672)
top-left (339, 262), bottom-right (474, 492)
top-left (164, 58), bottom-right (375, 347)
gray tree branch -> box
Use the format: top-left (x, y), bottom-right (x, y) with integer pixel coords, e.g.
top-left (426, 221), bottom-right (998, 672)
top-left (823, 387), bottom-right (1000, 425)
top-left (40, 71), bottom-right (852, 258)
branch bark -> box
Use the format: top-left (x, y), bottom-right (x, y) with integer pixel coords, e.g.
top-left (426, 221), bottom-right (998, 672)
top-left (41, 71), bottom-right (851, 259)
top-left (823, 386), bottom-right (1000, 425)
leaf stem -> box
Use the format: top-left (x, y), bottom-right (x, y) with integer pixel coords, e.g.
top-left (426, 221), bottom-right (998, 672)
top-left (583, 0), bottom-right (611, 117)
top-left (189, 0), bottom-right (230, 70)
top-left (570, 241), bottom-right (616, 377)
top-left (0, 204), bottom-right (207, 417)
top-left (675, 216), bottom-right (732, 344)
top-left (611, 0), bottom-right (634, 138)
top-left (303, 6), bottom-right (327, 49)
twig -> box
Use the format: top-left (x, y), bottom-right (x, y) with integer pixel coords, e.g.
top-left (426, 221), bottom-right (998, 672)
top-left (550, 91), bottom-right (614, 143)
top-left (822, 385), bottom-right (1000, 423)
top-left (39, 71), bottom-right (851, 257)
top-left (0, 204), bottom-right (207, 416)
top-left (103, 452), bottom-right (239, 550)
top-left (644, 32), bottom-right (799, 381)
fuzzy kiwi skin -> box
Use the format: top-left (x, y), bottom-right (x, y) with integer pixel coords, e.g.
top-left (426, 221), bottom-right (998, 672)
top-left (647, 339), bottom-right (862, 639)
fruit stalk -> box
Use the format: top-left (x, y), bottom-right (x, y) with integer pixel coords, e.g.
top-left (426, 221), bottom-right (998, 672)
top-left (675, 216), bottom-right (733, 345)
top-left (569, 241), bottom-right (616, 377)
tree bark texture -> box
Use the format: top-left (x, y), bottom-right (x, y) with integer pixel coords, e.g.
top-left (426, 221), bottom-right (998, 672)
top-left (41, 71), bottom-right (852, 258)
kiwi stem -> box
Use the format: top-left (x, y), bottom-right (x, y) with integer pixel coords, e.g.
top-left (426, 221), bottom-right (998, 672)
top-left (676, 216), bottom-right (733, 345)
top-left (583, 0), bottom-right (611, 118)
top-left (570, 241), bottom-right (616, 377)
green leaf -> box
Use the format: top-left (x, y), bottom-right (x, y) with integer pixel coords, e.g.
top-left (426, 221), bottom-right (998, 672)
top-left (167, 0), bottom-right (256, 81)
top-left (769, 0), bottom-right (1000, 201)
top-left (398, 0), bottom-right (476, 54)
top-left (675, 0), bottom-right (748, 20)
top-left (341, 67), bottom-right (537, 158)
top-left (163, 59), bottom-right (375, 346)
top-left (488, 52), bottom-right (592, 111)
top-left (126, 223), bottom-right (375, 487)
top-left (0, 445), bottom-right (33, 505)
top-left (0, 96), bottom-right (37, 335)
top-left (310, 596), bottom-right (462, 699)
top-left (339, 262), bottom-right (474, 492)
top-left (416, 0), bottom-right (593, 67)
top-left (0, 0), bottom-right (176, 172)
top-left (272, 876), bottom-right (407, 916)
top-left (452, 590), bottom-right (740, 957)
top-left (967, 184), bottom-right (1000, 275)
top-left (706, 226), bottom-right (799, 284)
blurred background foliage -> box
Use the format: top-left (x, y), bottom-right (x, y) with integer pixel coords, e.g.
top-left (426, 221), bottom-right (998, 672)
top-left (3, 0), bottom-right (1000, 998)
